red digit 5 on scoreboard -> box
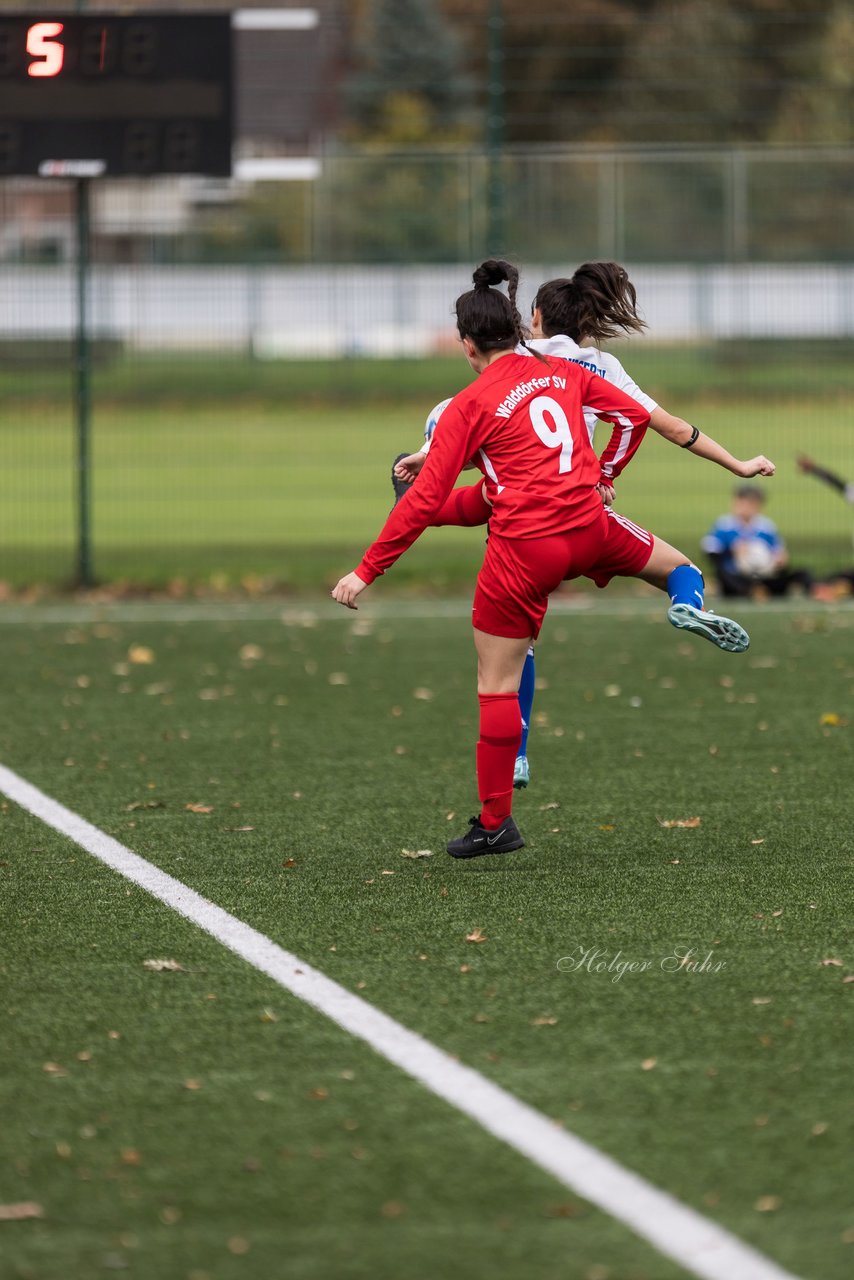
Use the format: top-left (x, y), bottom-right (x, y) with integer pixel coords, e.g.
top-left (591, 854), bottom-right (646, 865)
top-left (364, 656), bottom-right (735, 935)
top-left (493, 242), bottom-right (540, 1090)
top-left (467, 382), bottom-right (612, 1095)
top-left (26, 21), bottom-right (64, 77)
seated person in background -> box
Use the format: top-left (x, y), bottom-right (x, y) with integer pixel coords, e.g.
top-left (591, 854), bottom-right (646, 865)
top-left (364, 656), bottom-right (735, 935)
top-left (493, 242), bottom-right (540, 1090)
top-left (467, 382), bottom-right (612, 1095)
top-left (797, 454), bottom-right (854, 595)
top-left (702, 484), bottom-right (813, 598)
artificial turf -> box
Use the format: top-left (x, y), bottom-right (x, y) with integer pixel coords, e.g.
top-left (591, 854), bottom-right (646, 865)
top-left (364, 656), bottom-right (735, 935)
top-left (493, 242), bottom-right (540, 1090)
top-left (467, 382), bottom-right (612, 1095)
top-left (0, 600), bottom-right (852, 1279)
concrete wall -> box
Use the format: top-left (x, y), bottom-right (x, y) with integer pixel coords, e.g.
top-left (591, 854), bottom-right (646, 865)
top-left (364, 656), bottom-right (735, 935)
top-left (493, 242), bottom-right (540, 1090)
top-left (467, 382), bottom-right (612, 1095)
top-left (2, 263), bottom-right (853, 354)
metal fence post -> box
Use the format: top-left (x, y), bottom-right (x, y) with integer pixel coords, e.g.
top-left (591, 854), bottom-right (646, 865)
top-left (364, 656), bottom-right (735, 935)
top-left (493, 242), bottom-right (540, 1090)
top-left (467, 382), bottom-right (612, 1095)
top-left (485, 0), bottom-right (505, 253)
top-left (74, 177), bottom-right (94, 587)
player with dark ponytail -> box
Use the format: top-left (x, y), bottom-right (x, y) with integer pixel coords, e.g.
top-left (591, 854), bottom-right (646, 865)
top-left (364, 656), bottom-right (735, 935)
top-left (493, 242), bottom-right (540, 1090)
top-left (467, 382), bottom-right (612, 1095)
top-left (333, 260), bottom-right (760, 859)
top-left (391, 261), bottom-right (775, 790)
top-left (534, 262), bottom-right (646, 344)
top-left (454, 258), bottom-right (547, 362)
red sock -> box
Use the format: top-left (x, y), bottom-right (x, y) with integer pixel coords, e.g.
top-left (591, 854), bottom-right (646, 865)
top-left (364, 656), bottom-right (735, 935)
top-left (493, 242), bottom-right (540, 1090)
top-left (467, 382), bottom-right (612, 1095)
top-left (433, 482), bottom-right (491, 528)
top-left (476, 692), bottom-right (522, 829)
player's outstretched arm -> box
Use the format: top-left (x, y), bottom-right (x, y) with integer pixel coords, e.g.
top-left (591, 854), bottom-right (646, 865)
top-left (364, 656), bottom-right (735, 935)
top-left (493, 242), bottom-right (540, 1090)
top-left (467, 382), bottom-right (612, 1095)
top-left (650, 408), bottom-right (775, 477)
top-left (797, 454), bottom-right (849, 494)
top-left (331, 571), bottom-right (369, 610)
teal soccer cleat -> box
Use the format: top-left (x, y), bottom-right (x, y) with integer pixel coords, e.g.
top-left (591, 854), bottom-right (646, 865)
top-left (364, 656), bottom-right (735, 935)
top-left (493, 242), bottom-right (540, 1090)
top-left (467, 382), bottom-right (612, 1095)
top-left (513, 755), bottom-right (530, 789)
top-left (667, 602), bottom-right (750, 653)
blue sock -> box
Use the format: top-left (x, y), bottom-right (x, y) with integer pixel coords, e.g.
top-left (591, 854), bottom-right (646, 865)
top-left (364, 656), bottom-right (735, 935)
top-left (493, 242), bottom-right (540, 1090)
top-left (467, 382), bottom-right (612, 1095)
top-left (667, 564), bottom-right (705, 609)
top-left (517, 646), bottom-right (535, 757)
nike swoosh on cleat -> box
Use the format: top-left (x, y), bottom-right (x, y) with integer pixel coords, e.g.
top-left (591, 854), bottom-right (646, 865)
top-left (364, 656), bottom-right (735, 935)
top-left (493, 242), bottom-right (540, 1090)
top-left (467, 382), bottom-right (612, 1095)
top-left (486, 828), bottom-right (507, 845)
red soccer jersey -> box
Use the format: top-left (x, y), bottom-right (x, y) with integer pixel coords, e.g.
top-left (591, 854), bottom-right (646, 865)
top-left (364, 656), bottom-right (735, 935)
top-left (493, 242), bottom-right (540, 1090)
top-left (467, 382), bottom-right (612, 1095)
top-left (356, 352), bottom-right (651, 585)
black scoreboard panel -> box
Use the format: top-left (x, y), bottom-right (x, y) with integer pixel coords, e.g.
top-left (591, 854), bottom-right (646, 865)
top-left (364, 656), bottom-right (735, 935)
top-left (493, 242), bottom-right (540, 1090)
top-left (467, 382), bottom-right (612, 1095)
top-left (0, 14), bottom-right (232, 176)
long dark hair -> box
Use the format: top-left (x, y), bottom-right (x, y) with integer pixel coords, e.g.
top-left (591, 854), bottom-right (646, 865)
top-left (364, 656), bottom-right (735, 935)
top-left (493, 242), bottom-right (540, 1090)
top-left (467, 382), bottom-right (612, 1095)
top-left (455, 259), bottom-right (530, 354)
top-left (534, 262), bottom-right (646, 344)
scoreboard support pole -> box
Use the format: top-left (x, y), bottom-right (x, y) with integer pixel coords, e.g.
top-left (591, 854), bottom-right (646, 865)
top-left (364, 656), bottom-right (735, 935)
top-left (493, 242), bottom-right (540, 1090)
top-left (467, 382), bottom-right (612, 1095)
top-left (486, 0), bottom-right (505, 255)
top-left (74, 177), bottom-right (94, 588)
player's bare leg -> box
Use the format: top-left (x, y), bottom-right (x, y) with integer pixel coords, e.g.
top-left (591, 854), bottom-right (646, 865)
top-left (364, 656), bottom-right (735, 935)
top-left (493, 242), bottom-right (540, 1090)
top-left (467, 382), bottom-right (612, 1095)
top-left (640, 538), bottom-right (750, 653)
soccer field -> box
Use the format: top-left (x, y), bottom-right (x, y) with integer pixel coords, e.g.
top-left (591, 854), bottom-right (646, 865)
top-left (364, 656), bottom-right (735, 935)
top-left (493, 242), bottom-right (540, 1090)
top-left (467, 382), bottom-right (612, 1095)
top-left (1, 600), bottom-right (851, 1280)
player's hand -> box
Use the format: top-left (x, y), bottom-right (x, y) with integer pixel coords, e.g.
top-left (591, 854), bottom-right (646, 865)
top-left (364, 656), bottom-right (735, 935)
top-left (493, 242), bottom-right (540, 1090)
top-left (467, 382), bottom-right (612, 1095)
top-left (331, 571), bottom-right (368, 610)
top-left (393, 452), bottom-right (427, 483)
top-left (597, 482), bottom-right (616, 507)
top-left (737, 456), bottom-right (776, 477)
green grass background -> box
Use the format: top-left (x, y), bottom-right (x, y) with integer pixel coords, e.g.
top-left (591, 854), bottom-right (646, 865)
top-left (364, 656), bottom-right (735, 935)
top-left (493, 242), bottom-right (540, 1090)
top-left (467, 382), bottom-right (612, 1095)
top-left (2, 344), bottom-right (852, 589)
top-left (1, 603), bottom-right (852, 1279)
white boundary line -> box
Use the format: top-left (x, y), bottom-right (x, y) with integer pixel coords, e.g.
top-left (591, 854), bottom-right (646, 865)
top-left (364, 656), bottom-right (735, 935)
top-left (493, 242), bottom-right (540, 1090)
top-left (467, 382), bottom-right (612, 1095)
top-left (0, 760), bottom-right (801, 1280)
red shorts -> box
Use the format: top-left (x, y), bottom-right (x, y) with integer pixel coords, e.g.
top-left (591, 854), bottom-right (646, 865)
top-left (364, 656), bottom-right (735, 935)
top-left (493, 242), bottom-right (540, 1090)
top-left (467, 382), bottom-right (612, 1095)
top-left (472, 507), bottom-right (654, 639)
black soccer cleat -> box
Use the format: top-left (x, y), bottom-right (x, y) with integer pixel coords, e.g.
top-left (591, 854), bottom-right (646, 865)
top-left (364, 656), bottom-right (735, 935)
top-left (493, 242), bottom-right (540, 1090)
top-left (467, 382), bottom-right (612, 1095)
top-left (391, 452), bottom-right (413, 505)
top-left (447, 815), bottom-right (525, 859)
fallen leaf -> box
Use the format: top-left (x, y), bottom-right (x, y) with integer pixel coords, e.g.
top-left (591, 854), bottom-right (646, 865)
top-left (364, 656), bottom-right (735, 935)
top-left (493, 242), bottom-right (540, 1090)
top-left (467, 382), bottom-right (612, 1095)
top-left (226, 825), bottom-right (255, 832)
top-left (546, 1202), bottom-right (580, 1218)
top-left (259, 1009), bottom-right (278, 1023)
top-left (227, 1235), bottom-right (251, 1255)
top-left (412, 687), bottom-right (434, 700)
top-left (530, 1015), bottom-right (558, 1027)
top-left (400, 848), bottom-right (433, 859)
top-left (0, 1202), bottom-right (44, 1221)
top-left (120, 1149), bottom-right (142, 1166)
top-left (842, 975), bottom-right (854, 984)
top-left (641, 1058), bottom-right (657, 1070)
top-left (184, 803), bottom-right (214, 814)
top-left (283, 858), bottom-right (297, 868)
top-left (750, 838), bottom-right (765, 845)
top-left (821, 958), bottom-right (843, 967)
top-left (125, 799), bottom-right (166, 812)
top-left (239, 644), bottom-right (264, 661)
top-left (539, 802), bottom-right (560, 811)
top-left (755, 1195), bottom-right (781, 1212)
top-left (751, 996), bottom-right (772, 1005)
top-left (459, 964), bottom-right (472, 973)
top-left (308, 1087), bottom-right (328, 1101)
top-left (42, 1062), bottom-right (67, 1076)
top-left (656, 816), bottom-right (701, 829)
top-left (143, 958), bottom-right (185, 972)
top-left (819, 713), bottom-right (847, 727)
top-left (183, 1079), bottom-right (202, 1090)
top-left (127, 645), bottom-right (155, 665)
top-left (328, 672), bottom-right (349, 685)
top-left (466, 928), bottom-right (488, 944)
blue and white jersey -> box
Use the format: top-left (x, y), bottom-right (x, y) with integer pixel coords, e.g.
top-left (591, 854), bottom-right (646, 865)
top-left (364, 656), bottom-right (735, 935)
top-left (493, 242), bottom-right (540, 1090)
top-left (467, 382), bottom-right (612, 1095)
top-left (702, 514), bottom-right (783, 573)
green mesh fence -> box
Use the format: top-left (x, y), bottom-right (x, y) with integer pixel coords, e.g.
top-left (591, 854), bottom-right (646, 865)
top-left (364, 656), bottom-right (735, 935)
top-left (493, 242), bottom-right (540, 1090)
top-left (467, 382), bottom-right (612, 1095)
top-left (1, 146), bottom-right (853, 593)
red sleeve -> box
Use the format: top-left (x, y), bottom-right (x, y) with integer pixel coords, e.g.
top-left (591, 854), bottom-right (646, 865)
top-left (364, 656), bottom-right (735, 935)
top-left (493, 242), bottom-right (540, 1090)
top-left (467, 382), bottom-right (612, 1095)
top-left (579, 370), bottom-right (651, 482)
top-left (356, 399), bottom-right (477, 585)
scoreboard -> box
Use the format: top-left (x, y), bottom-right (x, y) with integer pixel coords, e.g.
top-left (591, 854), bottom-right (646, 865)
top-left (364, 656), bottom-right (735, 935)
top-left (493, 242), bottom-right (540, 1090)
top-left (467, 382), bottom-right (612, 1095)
top-left (0, 13), bottom-right (232, 177)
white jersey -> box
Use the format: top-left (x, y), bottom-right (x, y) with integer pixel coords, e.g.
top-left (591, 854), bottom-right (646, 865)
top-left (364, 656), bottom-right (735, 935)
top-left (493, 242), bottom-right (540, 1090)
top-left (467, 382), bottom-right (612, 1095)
top-left (420, 335), bottom-right (657, 452)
